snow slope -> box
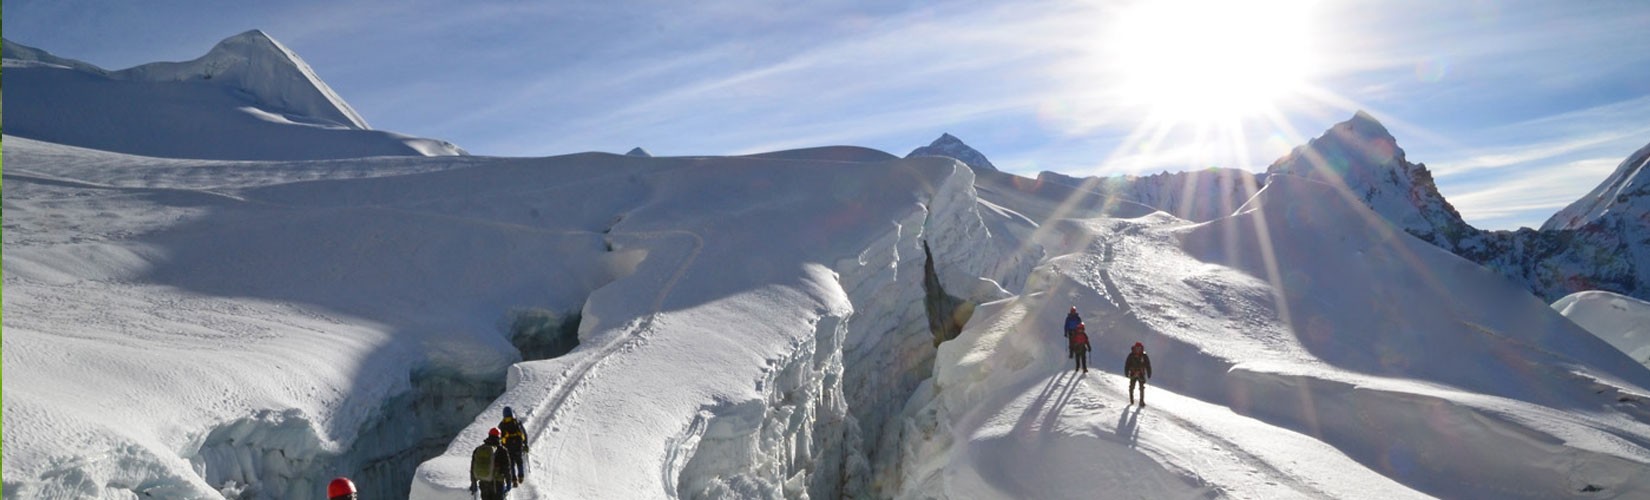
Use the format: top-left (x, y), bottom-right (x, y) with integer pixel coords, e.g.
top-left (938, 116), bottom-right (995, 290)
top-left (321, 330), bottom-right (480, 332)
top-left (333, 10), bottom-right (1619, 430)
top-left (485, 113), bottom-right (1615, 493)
top-left (1265, 112), bottom-right (1650, 304)
top-left (2, 134), bottom-right (1004, 499)
top-left (894, 175), bottom-right (1650, 499)
top-left (2, 33), bottom-right (465, 161)
top-left (1544, 141), bottom-right (1650, 231)
top-left (1555, 291), bottom-right (1650, 369)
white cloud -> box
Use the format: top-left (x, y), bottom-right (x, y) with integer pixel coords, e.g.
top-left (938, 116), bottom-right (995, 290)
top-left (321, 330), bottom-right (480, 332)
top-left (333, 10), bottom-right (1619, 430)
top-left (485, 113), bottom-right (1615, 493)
top-left (1448, 158), bottom-right (1620, 228)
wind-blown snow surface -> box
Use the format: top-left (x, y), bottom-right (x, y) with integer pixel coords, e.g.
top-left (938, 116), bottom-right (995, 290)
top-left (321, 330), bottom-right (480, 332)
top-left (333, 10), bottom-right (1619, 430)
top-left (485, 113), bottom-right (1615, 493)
top-left (894, 175), bottom-right (1650, 499)
top-left (11, 112), bottom-right (1650, 499)
top-left (2, 32), bottom-right (465, 161)
top-left (2, 136), bottom-right (1005, 499)
top-left (1555, 291), bottom-right (1650, 369)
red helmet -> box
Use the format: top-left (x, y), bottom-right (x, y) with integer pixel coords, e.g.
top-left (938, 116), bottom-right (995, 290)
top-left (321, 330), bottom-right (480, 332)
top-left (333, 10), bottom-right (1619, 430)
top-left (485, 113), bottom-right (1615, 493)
top-left (1076, 323), bottom-right (1085, 331)
top-left (327, 477), bottom-right (356, 499)
top-left (1070, 306), bottom-right (1077, 312)
top-left (1133, 342), bottom-right (1144, 350)
top-left (488, 427), bottom-right (501, 438)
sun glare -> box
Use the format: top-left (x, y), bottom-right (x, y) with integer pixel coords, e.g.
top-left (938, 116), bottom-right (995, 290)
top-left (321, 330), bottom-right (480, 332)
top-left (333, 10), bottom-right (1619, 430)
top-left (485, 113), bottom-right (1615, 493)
top-left (1108, 0), bottom-right (1317, 124)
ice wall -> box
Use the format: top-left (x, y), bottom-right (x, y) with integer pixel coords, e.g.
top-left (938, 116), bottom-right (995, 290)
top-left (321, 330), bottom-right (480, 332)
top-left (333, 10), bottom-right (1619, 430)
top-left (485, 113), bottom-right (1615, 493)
top-left (190, 368), bottom-right (503, 499)
top-left (830, 163), bottom-right (1016, 497)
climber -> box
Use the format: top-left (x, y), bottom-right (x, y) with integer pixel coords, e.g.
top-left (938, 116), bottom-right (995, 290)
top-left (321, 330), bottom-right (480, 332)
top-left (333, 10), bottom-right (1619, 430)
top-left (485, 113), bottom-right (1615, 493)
top-left (497, 406), bottom-right (529, 483)
top-left (327, 477), bottom-right (357, 500)
top-left (1125, 342), bottom-right (1153, 406)
top-left (1064, 306), bottom-right (1083, 358)
top-left (470, 428), bottom-right (518, 500)
top-left (1070, 323), bottom-right (1091, 373)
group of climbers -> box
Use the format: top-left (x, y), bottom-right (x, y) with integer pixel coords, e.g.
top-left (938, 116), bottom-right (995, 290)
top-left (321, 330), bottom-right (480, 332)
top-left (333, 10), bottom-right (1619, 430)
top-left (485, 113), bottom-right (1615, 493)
top-left (324, 407), bottom-right (529, 499)
top-left (1063, 306), bottom-right (1153, 407)
top-left (331, 304), bottom-right (1155, 498)
top-left (471, 406), bottom-right (530, 499)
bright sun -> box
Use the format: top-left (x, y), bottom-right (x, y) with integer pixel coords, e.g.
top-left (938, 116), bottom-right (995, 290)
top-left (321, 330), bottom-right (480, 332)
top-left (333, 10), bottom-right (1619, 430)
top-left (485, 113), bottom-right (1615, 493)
top-left (1108, 0), bottom-right (1318, 124)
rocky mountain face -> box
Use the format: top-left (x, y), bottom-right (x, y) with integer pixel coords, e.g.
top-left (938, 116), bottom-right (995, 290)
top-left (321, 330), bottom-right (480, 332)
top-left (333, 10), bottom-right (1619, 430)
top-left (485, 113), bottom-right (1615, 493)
top-left (908, 133), bottom-right (999, 172)
top-left (1268, 113), bottom-right (1648, 302)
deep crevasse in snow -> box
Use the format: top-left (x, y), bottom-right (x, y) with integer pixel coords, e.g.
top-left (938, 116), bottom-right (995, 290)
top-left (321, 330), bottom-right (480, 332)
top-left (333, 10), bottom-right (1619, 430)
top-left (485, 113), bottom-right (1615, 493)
top-left (667, 159), bottom-right (1028, 498)
top-left (400, 156), bottom-right (1029, 499)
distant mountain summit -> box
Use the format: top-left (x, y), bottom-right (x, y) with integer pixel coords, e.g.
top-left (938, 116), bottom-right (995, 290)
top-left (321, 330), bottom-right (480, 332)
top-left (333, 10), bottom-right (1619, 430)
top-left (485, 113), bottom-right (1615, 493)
top-left (1266, 111), bottom-right (1472, 248)
top-left (1269, 112), bottom-right (1650, 303)
top-left (625, 147), bottom-right (653, 157)
top-left (1544, 141), bottom-right (1650, 231)
top-left (2, 31), bottom-right (464, 160)
top-left (119, 29), bottom-right (371, 130)
top-left (907, 133), bottom-right (999, 172)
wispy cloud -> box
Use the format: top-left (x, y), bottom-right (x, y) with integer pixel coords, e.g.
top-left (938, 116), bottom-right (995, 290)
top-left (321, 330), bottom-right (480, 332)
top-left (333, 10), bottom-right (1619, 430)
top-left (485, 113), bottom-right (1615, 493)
top-left (1431, 129), bottom-right (1649, 176)
top-left (1447, 158), bottom-right (1621, 228)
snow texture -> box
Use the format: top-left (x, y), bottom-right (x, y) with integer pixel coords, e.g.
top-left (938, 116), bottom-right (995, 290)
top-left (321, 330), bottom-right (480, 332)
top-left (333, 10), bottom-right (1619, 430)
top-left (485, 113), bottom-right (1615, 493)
top-left (894, 174), bottom-right (1650, 500)
top-left (2, 33), bottom-right (465, 161)
top-left (1266, 112), bottom-right (1650, 304)
top-left (1544, 141), bottom-right (1650, 232)
top-left (1555, 291), bottom-right (1650, 369)
top-left (9, 37), bottom-right (1650, 500)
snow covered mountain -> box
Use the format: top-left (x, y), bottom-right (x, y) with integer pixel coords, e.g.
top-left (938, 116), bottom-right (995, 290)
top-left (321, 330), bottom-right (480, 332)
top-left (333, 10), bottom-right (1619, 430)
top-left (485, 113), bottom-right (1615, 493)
top-left (1033, 168), bottom-right (1266, 223)
top-left (2, 31), bottom-right (465, 160)
top-left (1265, 112), bottom-right (1650, 303)
top-left (9, 39), bottom-right (1650, 498)
top-left (908, 134), bottom-right (1261, 223)
top-left (908, 133), bottom-right (999, 172)
top-left (10, 121), bottom-right (1650, 499)
top-left (1264, 110), bottom-right (1473, 247)
top-left (1555, 291), bottom-right (1650, 369)
top-left (1544, 141), bottom-right (1650, 231)
top-left (894, 174), bottom-right (1650, 499)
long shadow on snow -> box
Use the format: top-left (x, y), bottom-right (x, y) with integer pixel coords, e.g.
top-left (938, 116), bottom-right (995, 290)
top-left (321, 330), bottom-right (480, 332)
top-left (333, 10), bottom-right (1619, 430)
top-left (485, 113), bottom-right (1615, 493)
top-left (1078, 262), bottom-right (1650, 499)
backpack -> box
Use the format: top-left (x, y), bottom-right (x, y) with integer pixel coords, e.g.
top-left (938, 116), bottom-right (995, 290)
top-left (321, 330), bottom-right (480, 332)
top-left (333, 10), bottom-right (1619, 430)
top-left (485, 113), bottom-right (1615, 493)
top-left (1070, 332), bottom-right (1089, 347)
top-left (500, 418), bottom-right (526, 448)
top-left (472, 444), bottom-right (502, 482)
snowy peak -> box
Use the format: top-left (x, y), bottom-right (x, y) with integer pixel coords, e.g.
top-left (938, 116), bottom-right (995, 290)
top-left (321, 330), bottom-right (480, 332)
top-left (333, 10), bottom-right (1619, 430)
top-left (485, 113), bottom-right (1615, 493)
top-left (1269, 110), bottom-right (1403, 176)
top-left (117, 29), bottom-right (370, 129)
top-left (2, 38), bottom-right (105, 73)
top-left (5, 31), bottom-right (464, 160)
top-left (907, 133), bottom-right (999, 172)
top-left (1266, 111), bottom-right (1470, 246)
top-left (1344, 109), bottom-right (1394, 142)
top-left (1543, 140), bottom-right (1650, 231)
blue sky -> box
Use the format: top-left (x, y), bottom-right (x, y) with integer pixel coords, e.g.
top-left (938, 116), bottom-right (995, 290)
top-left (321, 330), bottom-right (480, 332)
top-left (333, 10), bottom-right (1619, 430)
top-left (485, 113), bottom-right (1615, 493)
top-left (7, 0), bottom-right (1650, 229)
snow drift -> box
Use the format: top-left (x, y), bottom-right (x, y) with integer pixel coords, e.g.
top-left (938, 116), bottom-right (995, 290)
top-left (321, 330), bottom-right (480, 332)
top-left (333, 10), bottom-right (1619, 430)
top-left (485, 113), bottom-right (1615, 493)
top-left (1555, 291), bottom-right (1650, 370)
top-left (2, 135), bottom-right (1010, 499)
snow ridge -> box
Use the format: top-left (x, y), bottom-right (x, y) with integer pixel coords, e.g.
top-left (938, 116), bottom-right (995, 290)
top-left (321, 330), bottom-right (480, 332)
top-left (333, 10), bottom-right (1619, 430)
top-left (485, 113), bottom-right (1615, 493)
top-left (908, 133), bottom-right (1000, 172)
top-left (3, 32), bottom-right (466, 161)
top-left (1034, 168), bottom-right (1266, 223)
top-left (1267, 112), bottom-right (1650, 303)
top-left (1265, 110), bottom-right (1472, 247)
top-left (1554, 290), bottom-right (1650, 369)
top-left (117, 29), bottom-right (369, 130)
top-left (1544, 140), bottom-right (1650, 231)
top-left (1, 37), bottom-right (105, 73)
